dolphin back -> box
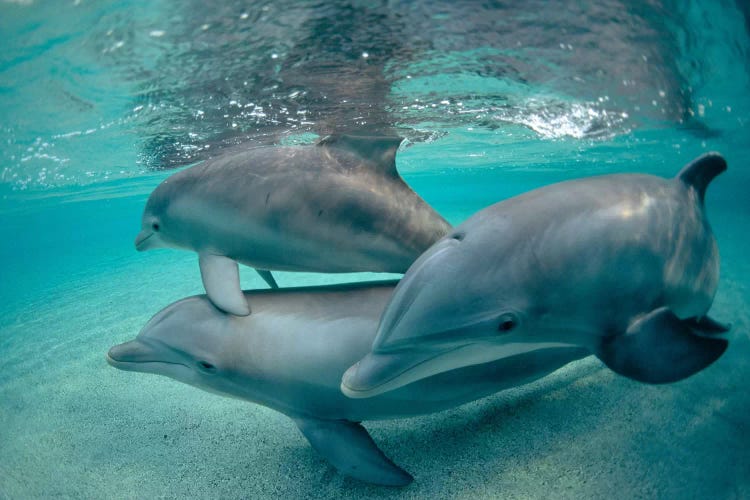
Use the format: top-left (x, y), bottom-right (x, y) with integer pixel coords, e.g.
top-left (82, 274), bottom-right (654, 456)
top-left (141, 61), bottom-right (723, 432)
top-left (676, 152), bottom-right (726, 203)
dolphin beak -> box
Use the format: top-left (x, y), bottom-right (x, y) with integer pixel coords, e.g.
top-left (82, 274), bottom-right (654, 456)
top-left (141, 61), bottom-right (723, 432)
top-left (106, 339), bottom-right (180, 374)
top-left (341, 341), bottom-right (520, 398)
top-left (134, 229), bottom-right (154, 251)
top-left (107, 339), bottom-right (156, 367)
top-left (341, 346), bottom-right (463, 398)
top-left (107, 338), bottom-right (192, 379)
top-left (341, 339), bottom-right (578, 399)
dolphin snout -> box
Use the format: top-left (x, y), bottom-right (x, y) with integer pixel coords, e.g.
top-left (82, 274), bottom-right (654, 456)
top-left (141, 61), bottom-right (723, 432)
top-left (107, 339), bottom-right (160, 367)
top-left (107, 338), bottom-right (192, 378)
top-left (341, 345), bottom-right (467, 399)
top-left (134, 229), bottom-right (154, 251)
top-left (341, 351), bottom-right (414, 398)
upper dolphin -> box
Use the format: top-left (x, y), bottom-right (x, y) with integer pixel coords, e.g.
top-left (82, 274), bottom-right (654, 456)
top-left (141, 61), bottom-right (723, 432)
top-left (341, 153), bottom-right (731, 399)
top-left (106, 281), bottom-right (587, 486)
top-left (135, 135), bottom-right (451, 315)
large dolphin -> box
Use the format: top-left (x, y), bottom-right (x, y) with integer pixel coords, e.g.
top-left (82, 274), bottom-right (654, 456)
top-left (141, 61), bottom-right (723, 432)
top-left (135, 135), bottom-right (451, 316)
top-left (341, 153), bottom-right (731, 399)
top-left (106, 282), bottom-right (587, 486)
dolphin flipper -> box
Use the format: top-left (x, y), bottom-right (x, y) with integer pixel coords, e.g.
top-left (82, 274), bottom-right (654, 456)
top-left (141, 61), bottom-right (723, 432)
top-left (255, 269), bottom-right (279, 289)
top-left (597, 307), bottom-right (728, 384)
top-left (686, 315), bottom-right (731, 335)
top-left (292, 417), bottom-right (413, 487)
top-left (198, 253), bottom-right (251, 316)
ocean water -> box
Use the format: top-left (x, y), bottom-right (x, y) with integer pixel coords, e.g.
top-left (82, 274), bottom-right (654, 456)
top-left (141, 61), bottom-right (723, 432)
top-left (1, 0), bottom-right (749, 498)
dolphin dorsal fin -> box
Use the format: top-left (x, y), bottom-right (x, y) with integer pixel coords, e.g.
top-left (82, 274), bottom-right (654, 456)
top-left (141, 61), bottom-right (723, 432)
top-left (317, 134), bottom-right (404, 176)
top-left (676, 152), bottom-right (726, 202)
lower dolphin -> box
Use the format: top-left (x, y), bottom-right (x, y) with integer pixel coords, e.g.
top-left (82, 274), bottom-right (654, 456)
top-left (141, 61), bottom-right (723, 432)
top-left (106, 281), bottom-right (587, 486)
top-left (341, 153), bottom-right (731, 399)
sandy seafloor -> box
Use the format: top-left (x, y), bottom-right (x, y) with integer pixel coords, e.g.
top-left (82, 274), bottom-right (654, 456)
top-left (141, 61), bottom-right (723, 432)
top-left (1, 169), bottom-right (748, 499)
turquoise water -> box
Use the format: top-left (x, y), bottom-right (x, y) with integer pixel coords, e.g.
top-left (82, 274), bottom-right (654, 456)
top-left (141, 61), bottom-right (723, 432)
top-left (1, 1), bottom-right (749, 497)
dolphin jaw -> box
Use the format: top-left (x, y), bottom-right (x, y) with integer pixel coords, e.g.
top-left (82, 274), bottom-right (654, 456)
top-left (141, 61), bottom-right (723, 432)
top-left (106, 351), bottom-right (180, 371)
top-left (341, 344), bottom-right (467, 398)
top-left (134, 229), bottom-right (155, 251)
top-left (106, 339), bottom-right (189, 375)
top-left (341, 340), bottom-right (575, 399)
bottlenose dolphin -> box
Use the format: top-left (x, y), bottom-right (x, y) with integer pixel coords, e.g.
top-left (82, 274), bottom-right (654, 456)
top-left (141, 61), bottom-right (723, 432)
top-left (341, 153), bottom-right (731, 399)
top-left (107, 282), bottom-right (587, 486)
top-left (135, 135), bottom-right (450, 316)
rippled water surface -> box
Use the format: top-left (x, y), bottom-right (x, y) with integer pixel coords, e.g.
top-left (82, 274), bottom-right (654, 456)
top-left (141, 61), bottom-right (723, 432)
top-left (1, 1), bottom-right (749, 498)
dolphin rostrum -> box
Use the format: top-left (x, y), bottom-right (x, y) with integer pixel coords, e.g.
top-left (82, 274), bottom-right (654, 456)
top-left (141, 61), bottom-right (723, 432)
top-left (107, 282), bottom-right (587, 486)
top-left (135, 135), bottom-right (451, 316)
top-left (341, 153), bottom-right (731, 399)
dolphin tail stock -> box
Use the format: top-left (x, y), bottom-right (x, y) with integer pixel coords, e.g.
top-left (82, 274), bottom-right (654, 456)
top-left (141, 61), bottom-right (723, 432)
top-left (255, 269), bottom-right (279, 289)
top-left (676, 152), bottom-right (727, 202)
top-left (198, 253), bottom-right (251, 316)
top-left (596, 307), bottom-right (729, 384)
top-left (292, 416), bottom-right (413, 487)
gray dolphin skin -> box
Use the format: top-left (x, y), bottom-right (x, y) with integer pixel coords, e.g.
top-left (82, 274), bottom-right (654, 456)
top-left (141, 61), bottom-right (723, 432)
top-left (107, 281), bottom-right (587, 486)
top-left (135, 135), bottom-right (451, 316)
top-left (341, 153), bottom-right (731, 399)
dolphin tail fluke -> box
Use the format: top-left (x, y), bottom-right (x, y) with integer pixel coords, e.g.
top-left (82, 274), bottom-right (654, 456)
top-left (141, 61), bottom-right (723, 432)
top-left (596, 307), bottom-right (728, 384)
top-left (255, 269), bottom-right (279, 289)
top-left (198, 253), bottom-right (251, 316)
top-left (676, 152), bottom-right (726, 202)
top-left (292, 417), bottom-right (413, 487)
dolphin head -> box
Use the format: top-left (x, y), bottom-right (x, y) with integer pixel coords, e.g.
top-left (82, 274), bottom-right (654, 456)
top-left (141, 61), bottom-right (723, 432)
top-left (107, 296), bottom-right (240, 394)
top-left (135, 179), bottom-right (181, 252)
top-left (341, 218), bottom-right (575, 398)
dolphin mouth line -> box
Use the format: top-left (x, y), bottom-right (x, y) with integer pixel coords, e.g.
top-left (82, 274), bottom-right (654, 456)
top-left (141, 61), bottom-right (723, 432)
top-left (134, 231), bottom-right (153, 250)
top-left (342, 340), bottom-right (579, 399)
top-left (340, 343), bottom-right (470, 398)
top-left (106, 353), bottom-right (186, 370)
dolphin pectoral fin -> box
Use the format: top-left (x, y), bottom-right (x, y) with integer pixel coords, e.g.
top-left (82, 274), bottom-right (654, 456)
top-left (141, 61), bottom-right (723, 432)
top-left (686, 315), bottom-right (731, 335)
top-left (292, 417), bottom-right (413, 487)
top-left (255, 269), bottom-right (279, 289)
top-left (198, 253), bottom-right (250, 316)
top-left (596, 307), bottom-right (728, 384)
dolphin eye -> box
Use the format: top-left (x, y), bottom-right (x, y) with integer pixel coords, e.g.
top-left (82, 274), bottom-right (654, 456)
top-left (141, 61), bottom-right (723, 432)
top-left (197, 360), bottom-right (216, 372)
top-left (497, 313), bottom-right (518, 333)
top-left (152, 222), bottom-right (160, 232)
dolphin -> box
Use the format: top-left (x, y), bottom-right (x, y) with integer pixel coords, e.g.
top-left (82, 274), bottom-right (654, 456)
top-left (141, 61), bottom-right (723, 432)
top-left (106, 281), bottom-right (587, 486)
top-left (135, 135), bottom-right (451, 316)
top-left (341, 153), bottom-right (731, 399)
